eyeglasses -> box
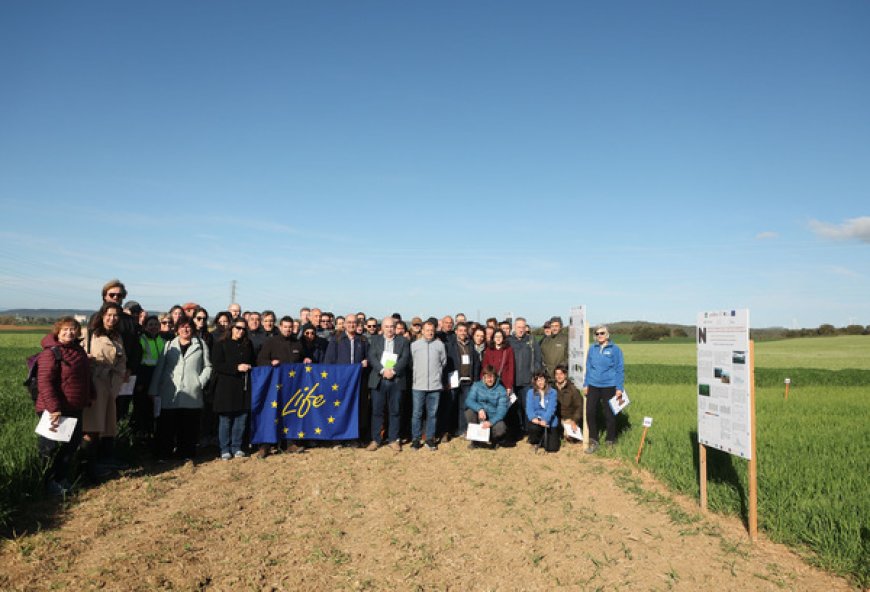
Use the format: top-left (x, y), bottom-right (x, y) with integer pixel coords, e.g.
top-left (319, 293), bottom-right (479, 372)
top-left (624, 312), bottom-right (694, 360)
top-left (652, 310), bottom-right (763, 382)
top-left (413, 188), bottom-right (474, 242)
top-left (232, 326), bottom-right (246, 331)
top-left (160, 320), bottom-right (170, 325)
top-left (195, 316), bottom-right (206, 321)
top-left (595, 331), bottom-right (606, 336)
top-left (366, 324), bottom-right (376, 328)
top-left (106, 292), bottom-right (122, 299)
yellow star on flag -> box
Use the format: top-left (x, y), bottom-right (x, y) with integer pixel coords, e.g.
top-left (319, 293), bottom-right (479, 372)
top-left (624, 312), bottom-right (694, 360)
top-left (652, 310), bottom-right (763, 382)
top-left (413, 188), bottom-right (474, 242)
top-left (332, 383), bottom-right (339, 391)
top-left (328, 416), bottom-right (335, 424)
top-left (305, 366), bottom-right (312, 373)
top-left (283, 427), bottom-right (289, 434)
top-left (297, 431), bottom-right (305, 439)
top-left (271, 401), bottom-right (278, 408)
top-left (333, 400), bottom-right (341, 407)
top-left (315, 427), bottom-right (322, 435)
top-left (288, 370), bottom-right (296, 378)
top-left (321, 370), bottom-right (328, 378)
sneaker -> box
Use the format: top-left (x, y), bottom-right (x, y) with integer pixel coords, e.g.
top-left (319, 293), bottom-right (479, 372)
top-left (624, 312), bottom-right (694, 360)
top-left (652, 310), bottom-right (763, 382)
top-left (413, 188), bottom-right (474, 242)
top-left (256, 447), bottom-right (269, 460)
top-left (410, 439), bottom-right (422, 450)
top-left (365, 441), bottom-right (379, 452)
top-left (388, 441), bottom-right (402, 452)
top-left (46, 479), bottom-right (70, 497)
top-left (585, 440), bottom-right (599, 454)
top-left (467, 441), bottom-right (479, 450)
top-left (425, 441), bottom-right (438, 451)
top-left (220, 452), bottom-right (232, 461)
top-left (233, 450), bottom-right (247, 458)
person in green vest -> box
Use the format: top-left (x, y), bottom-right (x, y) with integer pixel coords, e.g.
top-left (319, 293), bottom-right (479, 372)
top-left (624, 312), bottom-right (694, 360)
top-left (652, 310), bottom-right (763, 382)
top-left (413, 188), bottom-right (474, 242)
top-left (133, 315), bottom-right (165, 440)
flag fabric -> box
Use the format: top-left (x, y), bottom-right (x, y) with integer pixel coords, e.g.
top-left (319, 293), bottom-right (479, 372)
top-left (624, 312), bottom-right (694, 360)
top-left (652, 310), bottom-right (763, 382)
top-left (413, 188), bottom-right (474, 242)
top-left (250, 363), bottom-right (361, 444)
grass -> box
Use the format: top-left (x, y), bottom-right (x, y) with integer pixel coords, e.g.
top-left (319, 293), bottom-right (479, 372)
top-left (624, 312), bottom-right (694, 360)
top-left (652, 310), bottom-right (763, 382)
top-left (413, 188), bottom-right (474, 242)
top-left (615, 335), bottom-right (870, 587)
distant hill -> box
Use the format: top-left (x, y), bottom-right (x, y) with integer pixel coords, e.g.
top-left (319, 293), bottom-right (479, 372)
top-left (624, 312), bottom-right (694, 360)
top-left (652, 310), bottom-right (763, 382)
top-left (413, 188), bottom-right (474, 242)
top-left (0, 309), bottom-right (95, 321)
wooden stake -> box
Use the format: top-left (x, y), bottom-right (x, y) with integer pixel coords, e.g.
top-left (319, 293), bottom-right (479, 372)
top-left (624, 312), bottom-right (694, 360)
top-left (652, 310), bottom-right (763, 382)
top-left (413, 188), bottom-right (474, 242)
top-left (635, 426), bottom-right (649, 463)
top-left (749, 340), bottom-right (758, 542)
top-left (699, 443), bottom-right (708, 512)
top-left (784, 378), bottom-right (791, 401)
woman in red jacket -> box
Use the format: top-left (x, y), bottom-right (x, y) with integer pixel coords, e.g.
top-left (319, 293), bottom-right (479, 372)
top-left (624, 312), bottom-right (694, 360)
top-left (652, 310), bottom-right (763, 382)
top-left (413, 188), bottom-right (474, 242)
top-left (481, 329), bottom-right (515, 396)
top-left (36, 317), bottom-right (91, 495)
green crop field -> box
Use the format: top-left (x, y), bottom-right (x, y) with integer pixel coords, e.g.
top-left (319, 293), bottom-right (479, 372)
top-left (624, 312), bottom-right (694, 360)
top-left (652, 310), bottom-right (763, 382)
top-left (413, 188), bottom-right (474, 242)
top-left (618, 335), bottom-right (870, 586)
top-left (0, 332), bottom-right (868, 585)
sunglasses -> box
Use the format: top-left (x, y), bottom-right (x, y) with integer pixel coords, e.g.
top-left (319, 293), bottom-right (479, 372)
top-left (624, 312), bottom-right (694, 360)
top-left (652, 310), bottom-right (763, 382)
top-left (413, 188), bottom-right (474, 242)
top-left (366, 324), bottom-right (376, 328)
top-left (106, 292), bottom-right (122, 299)
top-left (160, 320), bottom-right (170, 325)
top-left (595, 331), bottom-right (606, 335)
top-left (195, 316), bottom-right (206, 321)
top-left (232, 326), bottom-right (246, 331)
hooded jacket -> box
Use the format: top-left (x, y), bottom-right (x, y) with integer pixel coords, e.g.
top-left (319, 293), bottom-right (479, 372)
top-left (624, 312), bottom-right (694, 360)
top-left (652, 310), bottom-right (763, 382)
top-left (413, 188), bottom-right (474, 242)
top-left (466, 378), bottom-right (509, 425)
top-left (148, 336), bottom-right (212, 409)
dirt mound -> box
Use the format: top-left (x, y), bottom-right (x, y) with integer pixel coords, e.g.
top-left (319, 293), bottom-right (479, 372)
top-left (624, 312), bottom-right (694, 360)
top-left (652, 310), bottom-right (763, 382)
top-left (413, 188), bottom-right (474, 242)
top-left (0, 441), bottom-right (852, 591)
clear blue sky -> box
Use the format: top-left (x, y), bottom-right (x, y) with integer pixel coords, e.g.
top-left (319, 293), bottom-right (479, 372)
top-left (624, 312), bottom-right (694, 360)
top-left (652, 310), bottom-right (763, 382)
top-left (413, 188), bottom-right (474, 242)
top-left (2, 1), bottom-right (868, 328)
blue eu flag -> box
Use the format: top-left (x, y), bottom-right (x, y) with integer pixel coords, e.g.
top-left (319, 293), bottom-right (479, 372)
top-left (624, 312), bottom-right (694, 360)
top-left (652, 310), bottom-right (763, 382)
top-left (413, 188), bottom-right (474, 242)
top-left (249, 363), bottom-right (361, 444)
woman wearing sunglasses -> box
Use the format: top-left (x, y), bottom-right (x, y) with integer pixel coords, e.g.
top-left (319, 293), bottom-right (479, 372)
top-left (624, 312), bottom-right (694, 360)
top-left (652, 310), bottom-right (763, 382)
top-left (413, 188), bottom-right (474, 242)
top-left (211, 321), bottom-right (255, 459)
top-left (582, 325), bottom-right (625, 453)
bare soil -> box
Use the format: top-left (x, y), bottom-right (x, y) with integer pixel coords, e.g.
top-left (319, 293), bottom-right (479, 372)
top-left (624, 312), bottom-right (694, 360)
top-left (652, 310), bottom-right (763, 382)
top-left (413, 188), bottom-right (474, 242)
top-left (0, 440), bottom-right (854, 591)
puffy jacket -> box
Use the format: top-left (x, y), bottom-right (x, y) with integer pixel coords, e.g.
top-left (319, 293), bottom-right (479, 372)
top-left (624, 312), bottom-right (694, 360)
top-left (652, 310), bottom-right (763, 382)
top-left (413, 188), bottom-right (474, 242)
top-left (411, 338), bottom-right (446, 391)
top-left (466, 379), bottom-right (509, 425)
top-left (149, 336), bottom-right (212, 409)
top-left (525, 386), bottom-right (559, 428)
top-left (36, 333), bottom-right (92, 414)
top-left (583, 342), bottom-right (625, 391)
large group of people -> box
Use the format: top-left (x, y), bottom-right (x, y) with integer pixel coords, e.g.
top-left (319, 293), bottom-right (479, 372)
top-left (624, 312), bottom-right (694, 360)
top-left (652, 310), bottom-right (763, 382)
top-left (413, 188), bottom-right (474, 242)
top-left (34, 278), bottom-right (626, 496)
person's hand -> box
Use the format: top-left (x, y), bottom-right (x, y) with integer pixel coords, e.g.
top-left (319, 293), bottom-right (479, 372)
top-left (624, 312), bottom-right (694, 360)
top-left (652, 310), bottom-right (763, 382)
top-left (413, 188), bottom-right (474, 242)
top-left (271, 360), bottom-right (280, 367)
top-left (361, 359), bottom-right (368, 368)
top-left (303, 357), bottom-right (312, 364)
top-left (478, 409), bottom-right (487, 421)
top-left (583, 387), bottom-right (589, 395)
top-left (383, 368), bottom-right (395, 380)
top-left (481, 421), bottom-right (492, 429)
top-left (238, 363), bottom-right (251, 372)
top-left (49, 411), bottom-right (61, 429)
top-left (569, 420), bottom-right (578, 430)
top-left (616, 389), bottom-right (623, 398)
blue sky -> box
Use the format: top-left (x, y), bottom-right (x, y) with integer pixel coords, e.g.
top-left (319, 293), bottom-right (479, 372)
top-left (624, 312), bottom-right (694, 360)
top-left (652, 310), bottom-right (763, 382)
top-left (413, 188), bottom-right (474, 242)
top-left (1, 1), bottom-right (868, 328)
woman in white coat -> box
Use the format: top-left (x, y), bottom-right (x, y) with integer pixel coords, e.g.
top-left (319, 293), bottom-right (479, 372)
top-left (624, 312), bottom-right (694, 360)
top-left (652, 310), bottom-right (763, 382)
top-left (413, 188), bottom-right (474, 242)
top-left (149, 316), bottom-right (212, 461)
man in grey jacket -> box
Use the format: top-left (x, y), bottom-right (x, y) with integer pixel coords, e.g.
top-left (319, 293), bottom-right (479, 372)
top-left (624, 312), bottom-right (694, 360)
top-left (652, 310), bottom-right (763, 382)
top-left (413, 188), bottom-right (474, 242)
top-left (508, 317), bottom-right (543, 438)
top-left (410, 320), bottom-right (446, 451)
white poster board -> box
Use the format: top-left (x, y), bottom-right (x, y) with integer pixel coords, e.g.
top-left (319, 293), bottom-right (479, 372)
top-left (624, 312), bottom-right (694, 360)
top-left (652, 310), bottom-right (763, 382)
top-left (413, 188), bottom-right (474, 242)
top-left (697, 309), bottom-right (752, 459)
top-left (568, 305), bottom-right (588, 387)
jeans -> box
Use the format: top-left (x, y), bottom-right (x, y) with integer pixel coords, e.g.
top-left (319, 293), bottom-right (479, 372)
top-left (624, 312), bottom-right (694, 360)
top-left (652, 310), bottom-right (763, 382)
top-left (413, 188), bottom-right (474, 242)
top-left (455, 383), bottom-right (473, 436)
top-left (412, 390), bottom-right (440, 442)
top-left (218, 412), bottom-right (248, 455)
top-left (371, 379), bottom-right (402, 444)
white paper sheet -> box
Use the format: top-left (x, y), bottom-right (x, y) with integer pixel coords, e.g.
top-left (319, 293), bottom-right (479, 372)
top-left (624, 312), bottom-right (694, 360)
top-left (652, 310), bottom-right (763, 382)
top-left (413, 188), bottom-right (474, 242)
top-left (119, 375), bottom-right (137, 396)
top-left (35, 411), bottom-right (78, 443)
top-left (608, 390), bottom-right (630, 415)
top-left (466, 423), bottom-right (491, 442)
top-left (562, 421), bottom-right (583, 441)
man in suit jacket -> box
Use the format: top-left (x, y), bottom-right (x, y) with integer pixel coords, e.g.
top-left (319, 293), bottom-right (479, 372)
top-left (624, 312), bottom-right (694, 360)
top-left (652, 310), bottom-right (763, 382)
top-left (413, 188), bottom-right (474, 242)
top-left (446, 322), bottom-right (481, 438)
top-left (366, 317), bottom-right (410, 451)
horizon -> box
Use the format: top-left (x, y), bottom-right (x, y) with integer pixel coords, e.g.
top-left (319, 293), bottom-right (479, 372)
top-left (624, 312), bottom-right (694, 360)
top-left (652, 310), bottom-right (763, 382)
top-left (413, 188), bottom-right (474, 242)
top-left (1, 2), bottom-right (868, 327)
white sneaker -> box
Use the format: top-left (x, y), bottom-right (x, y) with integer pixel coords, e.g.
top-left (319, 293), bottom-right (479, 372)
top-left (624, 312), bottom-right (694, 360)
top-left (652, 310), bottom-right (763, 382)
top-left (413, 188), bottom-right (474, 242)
top-left (233, 450), bottom-right (247, 458)
top-left (220, 452), bottom-right (232, 461)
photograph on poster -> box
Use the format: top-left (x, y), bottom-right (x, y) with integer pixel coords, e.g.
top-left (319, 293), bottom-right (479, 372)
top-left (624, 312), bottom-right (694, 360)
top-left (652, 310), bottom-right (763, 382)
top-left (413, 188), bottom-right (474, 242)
top-left (699, 384), bottom-right (711, 396)
top-left (732, 351), bottom-right (746, 364)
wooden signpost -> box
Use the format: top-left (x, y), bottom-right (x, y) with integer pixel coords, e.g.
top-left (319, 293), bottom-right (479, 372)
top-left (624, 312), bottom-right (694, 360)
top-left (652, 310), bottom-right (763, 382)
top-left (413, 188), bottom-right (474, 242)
top-left (784, 377), bottom-right (791, 400)
top-left (635, 416), bottom-right (653, 463)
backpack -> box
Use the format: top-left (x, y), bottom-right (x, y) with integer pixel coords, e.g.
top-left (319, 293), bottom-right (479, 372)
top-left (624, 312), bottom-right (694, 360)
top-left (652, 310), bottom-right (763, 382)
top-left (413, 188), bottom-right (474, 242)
top-left (24, 347), bottom-right (63, 403)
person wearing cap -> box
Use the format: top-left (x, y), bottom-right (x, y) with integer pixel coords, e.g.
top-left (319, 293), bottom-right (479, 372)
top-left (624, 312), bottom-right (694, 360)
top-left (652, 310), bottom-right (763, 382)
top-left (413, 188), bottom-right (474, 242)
top-left (408, 317), bottom-right (423, 342)
top-left (182, 302), bottom-right (199, 319)
top-left (540, 316), bottom-right (568, 379)
top-left (582, 325), bottom-right (625, 453)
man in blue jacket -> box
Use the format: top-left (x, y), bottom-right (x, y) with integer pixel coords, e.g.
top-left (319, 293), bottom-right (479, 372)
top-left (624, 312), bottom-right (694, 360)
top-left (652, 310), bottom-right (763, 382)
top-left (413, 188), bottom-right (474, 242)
top-left (464, 365), bottom-right (509, 449)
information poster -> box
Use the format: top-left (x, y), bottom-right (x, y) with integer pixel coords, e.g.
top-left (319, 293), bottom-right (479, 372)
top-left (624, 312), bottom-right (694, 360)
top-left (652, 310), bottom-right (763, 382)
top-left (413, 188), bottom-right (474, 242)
top-left (696, 309), bottom-right (752, 459)
top-left (568, 305), bottom-right (588, 386)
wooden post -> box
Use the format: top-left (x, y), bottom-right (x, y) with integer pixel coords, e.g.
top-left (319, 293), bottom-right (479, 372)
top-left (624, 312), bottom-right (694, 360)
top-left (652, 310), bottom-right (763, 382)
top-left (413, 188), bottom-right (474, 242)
top-left (699, 443), bottom-right (708, 512)
top-left (635, 426), bottom-right (649, 463)
top-left (582, 324), bottom-right (590, 450)
top-left (784, 378), bottom-right (791, 401)
top-left (749, 340), bottom-right (758, 541)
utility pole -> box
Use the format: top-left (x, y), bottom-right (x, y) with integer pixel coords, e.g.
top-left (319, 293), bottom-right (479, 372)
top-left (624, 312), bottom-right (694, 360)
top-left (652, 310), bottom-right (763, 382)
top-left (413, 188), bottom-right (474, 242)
top-left (230, 280), bottom-right (237, 305)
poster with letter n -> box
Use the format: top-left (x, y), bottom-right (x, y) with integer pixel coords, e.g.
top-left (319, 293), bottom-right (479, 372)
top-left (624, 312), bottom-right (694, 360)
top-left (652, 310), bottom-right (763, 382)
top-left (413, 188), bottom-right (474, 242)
top-left (568, 305), bottom-right (588, 386)
top-left (696, 309), bottom-right (752, 459)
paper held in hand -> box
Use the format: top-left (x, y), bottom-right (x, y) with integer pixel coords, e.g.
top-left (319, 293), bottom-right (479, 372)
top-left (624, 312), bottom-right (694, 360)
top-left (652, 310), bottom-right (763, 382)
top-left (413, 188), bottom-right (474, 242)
top-left (119, 375), bottom-right (137, 396)
top-left (466, 423), bottom-right (491, 443)
top-left (562, 421), bottom-right (583, 441)
top-left (35, 411), bottom-right (78, 443)
top-left (608, 390), bottom-right (630, 415)
top-left (380, 352), bottom-right (398, 370)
